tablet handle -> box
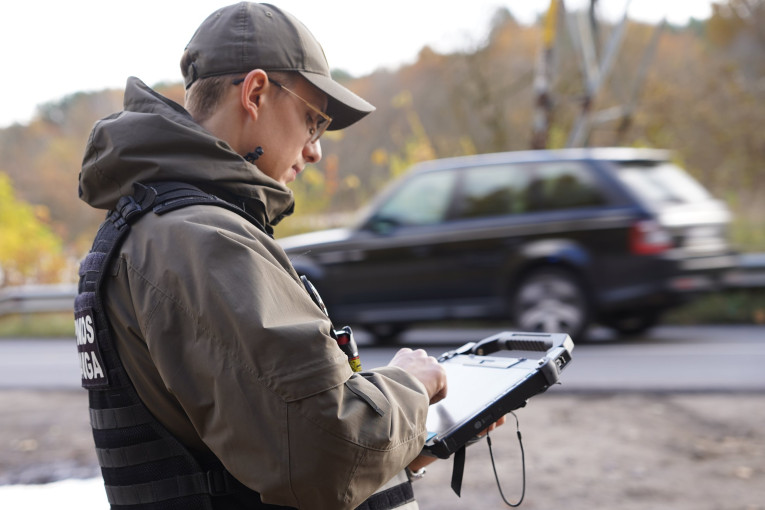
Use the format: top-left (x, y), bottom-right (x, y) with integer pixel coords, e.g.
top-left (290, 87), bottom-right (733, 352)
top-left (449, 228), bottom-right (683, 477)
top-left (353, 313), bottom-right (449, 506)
top-left (470, 332), bottom-right (554, 356)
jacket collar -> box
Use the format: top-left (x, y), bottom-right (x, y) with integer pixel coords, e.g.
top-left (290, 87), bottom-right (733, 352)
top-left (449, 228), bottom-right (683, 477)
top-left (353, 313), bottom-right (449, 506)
top-left (79, 77), bottom-right (295, 228)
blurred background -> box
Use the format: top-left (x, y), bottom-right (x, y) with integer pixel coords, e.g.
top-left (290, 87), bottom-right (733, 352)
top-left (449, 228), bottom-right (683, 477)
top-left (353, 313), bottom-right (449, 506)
top-left (2, 0), bottom-right (764, 330)
top-left (0, 1), bottom-right (764, 508)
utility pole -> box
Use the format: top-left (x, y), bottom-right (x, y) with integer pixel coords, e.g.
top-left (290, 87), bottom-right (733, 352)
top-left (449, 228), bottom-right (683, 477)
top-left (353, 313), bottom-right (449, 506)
top-left (531, 0), bottom-right (562, 150)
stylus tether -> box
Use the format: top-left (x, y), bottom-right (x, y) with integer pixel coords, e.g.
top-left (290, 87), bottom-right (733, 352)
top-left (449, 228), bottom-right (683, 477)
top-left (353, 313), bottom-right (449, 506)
top-left (487, 411), bottom-right (526, 507)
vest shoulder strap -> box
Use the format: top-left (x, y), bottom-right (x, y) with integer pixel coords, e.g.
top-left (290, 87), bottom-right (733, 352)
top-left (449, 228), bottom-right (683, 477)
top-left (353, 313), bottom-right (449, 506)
top-left (122, 181), bottom-right (270, 236)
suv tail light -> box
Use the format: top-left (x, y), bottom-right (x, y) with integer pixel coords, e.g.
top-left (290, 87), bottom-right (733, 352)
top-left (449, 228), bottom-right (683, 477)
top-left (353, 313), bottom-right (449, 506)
top-left (630, 220), bottom-right (673, 255)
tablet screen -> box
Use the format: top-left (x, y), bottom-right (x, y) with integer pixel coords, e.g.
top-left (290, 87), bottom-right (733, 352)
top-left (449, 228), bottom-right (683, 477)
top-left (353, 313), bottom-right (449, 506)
top-left (425, 355), bottom-right (540, 440)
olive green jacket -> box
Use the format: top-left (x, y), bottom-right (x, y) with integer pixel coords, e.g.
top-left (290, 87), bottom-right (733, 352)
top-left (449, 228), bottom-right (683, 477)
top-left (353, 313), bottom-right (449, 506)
top-left (79, 77), bottom-right (429, 509)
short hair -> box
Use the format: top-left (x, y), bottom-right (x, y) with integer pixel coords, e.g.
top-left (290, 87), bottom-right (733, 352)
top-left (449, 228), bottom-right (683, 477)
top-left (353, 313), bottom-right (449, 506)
top-left (184, 74), bottom-right (233, 123)
top-left (181, 52), bottom-right (296, 123)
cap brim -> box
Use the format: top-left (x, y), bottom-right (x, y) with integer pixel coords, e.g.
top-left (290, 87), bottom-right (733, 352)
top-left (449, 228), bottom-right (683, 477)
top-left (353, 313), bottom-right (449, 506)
top-left (299, 71), bottom-right (375, 131)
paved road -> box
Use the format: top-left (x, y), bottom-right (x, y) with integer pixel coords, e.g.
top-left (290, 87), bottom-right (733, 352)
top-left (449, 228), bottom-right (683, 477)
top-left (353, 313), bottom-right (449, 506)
top-left (354, 324), bottom-right (765, 393)
top-left (1, 325), bottom-right (763, 392)
top-left (0, 338), bottom-right (80, 390)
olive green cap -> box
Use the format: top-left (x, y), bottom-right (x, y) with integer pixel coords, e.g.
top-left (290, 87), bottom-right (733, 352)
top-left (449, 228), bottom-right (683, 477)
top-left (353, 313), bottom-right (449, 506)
top-left (182, 2), bottom-right (375, 130)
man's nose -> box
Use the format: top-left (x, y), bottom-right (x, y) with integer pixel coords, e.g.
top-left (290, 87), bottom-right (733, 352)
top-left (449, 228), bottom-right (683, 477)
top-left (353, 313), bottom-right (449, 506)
top-left (303, 139), bottom-right (322, 163)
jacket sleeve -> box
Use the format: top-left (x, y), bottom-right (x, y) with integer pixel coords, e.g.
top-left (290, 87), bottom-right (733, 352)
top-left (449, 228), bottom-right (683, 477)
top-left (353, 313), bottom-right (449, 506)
top-left (120, 207), bottom-right (430, 509)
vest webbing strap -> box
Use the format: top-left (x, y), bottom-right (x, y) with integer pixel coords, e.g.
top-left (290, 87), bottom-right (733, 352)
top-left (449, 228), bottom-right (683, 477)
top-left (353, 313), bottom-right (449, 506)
top-left (89, 404), bottom-right (154, 430)
top-left (104, 470), bottom-right (242, 506)
top-left (355, 481), bottom-right (414, 510)
top-left (107, 475), bottom-right (414, 509)
top-left (96, 437), bottom-right (187, 468)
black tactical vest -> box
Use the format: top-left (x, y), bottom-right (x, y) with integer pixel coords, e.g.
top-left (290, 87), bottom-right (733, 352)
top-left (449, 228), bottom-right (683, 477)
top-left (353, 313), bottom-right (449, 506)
top-left (75, 181), bottom-right (414, 510)
top-left (75, 181), bottom-right (289, 509)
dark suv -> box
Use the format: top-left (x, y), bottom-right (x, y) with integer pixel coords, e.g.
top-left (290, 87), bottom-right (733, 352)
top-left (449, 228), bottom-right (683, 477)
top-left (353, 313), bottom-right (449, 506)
top-left (279, 148), bottom-right (735, 341)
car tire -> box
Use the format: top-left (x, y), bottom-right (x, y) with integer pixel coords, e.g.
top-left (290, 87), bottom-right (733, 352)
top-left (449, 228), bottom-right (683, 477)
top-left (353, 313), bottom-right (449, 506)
top-left (602, 310), bottom-right (661, 337)
top-left (512, 267), bottom-right (591, 341)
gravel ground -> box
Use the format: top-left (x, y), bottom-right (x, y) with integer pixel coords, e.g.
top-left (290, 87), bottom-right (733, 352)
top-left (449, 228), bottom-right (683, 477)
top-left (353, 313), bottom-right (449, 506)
top-left (1, 389), bottom-right (763, 510)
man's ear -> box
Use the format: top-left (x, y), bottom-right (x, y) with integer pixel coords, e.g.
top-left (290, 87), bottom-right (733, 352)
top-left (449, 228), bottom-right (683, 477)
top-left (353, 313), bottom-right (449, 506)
top-left (240, 69), bottom-right (270, 120)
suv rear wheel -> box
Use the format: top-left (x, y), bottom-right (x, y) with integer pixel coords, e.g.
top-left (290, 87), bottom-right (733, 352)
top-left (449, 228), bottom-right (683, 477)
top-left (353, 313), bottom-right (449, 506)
top-left (512, 267), bottom-right (590, 341)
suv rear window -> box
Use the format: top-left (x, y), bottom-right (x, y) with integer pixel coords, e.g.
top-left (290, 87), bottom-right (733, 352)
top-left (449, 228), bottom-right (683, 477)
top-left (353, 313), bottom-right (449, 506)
top-left (529, 162), bottom-right (606, 211)
top-left (614, 162), bottom-right (711, 206)
top-left (456, 162), bottom-right (605, 219)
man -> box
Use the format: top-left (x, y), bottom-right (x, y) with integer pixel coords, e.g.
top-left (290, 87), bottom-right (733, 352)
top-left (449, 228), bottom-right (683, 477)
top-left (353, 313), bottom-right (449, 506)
top-left (76, 2), bottom-right (446, 509)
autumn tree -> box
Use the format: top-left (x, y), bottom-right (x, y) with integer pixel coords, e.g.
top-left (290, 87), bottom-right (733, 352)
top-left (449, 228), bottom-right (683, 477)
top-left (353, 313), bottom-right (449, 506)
top-left (1, 2), bottom-right (764, 249)
top-left (0, 172), bottom-right (69, 285)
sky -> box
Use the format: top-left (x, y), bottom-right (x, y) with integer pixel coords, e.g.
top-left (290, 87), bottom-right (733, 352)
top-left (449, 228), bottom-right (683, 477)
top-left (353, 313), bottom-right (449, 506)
top-left (0, 0), bottom-right (716, 128)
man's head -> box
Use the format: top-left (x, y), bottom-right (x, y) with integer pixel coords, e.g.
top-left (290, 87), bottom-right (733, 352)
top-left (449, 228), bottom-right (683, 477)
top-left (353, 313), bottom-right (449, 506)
top-left (180, 2), bottom-right (374, 186)
top-left (181, 2), bottom-right (374, 130)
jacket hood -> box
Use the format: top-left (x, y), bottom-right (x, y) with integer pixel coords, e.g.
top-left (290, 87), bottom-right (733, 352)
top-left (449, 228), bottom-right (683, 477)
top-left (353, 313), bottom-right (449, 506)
top-left (79, 77), bottom-right (294, 226)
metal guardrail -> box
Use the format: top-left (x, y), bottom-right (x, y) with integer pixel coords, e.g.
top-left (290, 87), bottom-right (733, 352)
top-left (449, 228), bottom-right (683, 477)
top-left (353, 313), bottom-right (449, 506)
top-left (722, 253), bottom-right (765, 288)
top-left (0, 284), bottom-right (76, 317)
top-left (0, 254), bottom-right (764, 319)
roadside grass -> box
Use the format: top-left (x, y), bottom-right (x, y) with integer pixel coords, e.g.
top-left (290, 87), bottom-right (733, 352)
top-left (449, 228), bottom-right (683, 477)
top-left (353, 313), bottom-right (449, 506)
top-left (0, 313), bottom-right (73, 338)
top-left (1, 291), bottom-right (763, 338)
top-left (664, 288), bottom-right (765, 325)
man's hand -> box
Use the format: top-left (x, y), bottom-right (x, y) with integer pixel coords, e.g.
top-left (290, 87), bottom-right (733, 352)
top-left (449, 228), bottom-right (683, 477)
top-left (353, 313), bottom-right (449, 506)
top-left (407, 415), bottom-right (507, 473)
top-left (478, 415), bottom-right (506, 436)
top-left (388, 348), bottom-right (447, 404)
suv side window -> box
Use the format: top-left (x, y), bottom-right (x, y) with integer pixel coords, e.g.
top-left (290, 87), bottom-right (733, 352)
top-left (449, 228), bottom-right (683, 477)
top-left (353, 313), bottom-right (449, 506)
top-left (528, 162), bottom-right (605, 211)
top-left (374, 169), bottom-right (458, 226)
top-left (457, 164), bottom-right (532, 219)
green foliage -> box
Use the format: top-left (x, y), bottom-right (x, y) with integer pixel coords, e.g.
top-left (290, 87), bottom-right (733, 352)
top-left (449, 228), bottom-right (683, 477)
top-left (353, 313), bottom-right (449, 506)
top-left (665, 289), bottom-right (765, 326)
top-left (729, 213), bottom-right (765, 252)
top-left (280, 166), bottom-right (334, 237)
top-left (381, 90), bottom-right (437, 180)
top-left (1, 0), bottom-right (764, 268)
top-left (0, 312), bottom-right (74, 338)
top-left (0, 173), bottom-right (67, 285)
top-left (290, 166), bottom-right (330, 214)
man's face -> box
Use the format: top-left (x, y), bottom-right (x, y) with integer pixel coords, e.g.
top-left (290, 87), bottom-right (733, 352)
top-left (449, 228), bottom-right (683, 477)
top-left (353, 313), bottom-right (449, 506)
top-left (255, 77), bottom-right (328, 186)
